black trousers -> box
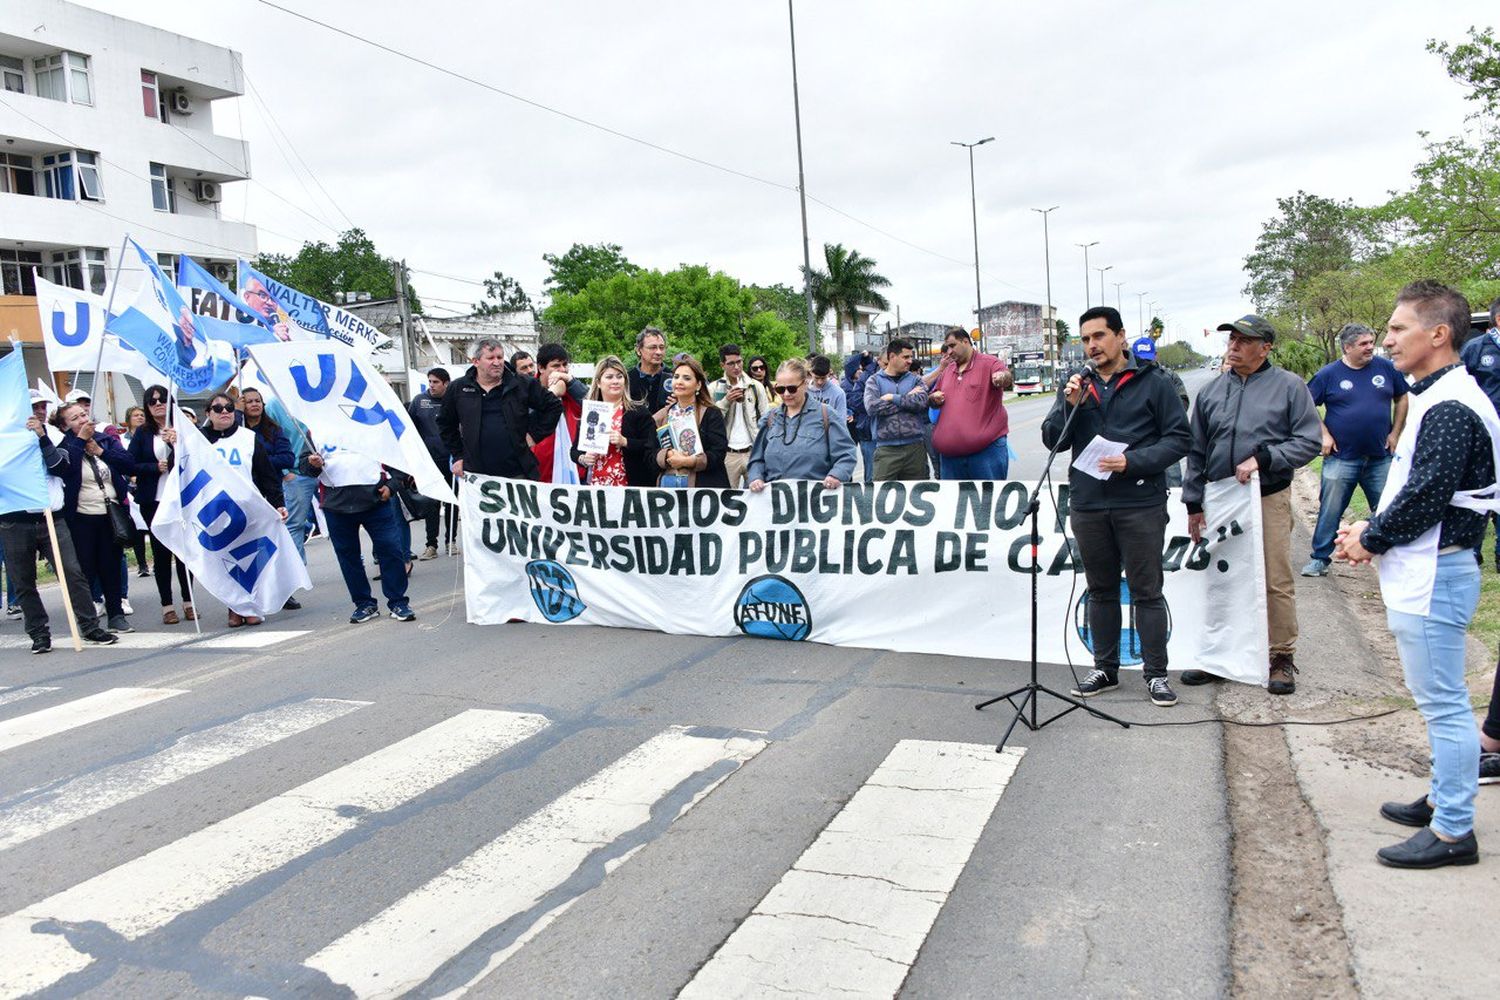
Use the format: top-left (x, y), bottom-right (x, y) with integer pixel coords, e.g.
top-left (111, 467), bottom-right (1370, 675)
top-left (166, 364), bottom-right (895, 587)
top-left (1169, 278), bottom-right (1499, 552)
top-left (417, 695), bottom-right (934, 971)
top-left (139, 500), bottom-right (191, 607)
top-left (0, 516), bottom-right (102, 639)
top-left (68, 513), bottom-right (124, 617)
top-left (422, 468), bottom-right (457, 548)
top-left (1070, 504), bottom-right (1170, 680)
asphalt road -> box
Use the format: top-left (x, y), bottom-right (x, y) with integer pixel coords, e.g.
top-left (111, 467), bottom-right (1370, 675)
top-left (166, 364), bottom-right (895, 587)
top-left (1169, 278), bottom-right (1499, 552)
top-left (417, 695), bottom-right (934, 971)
top-left (1, 369), bottom-right (1231, 999)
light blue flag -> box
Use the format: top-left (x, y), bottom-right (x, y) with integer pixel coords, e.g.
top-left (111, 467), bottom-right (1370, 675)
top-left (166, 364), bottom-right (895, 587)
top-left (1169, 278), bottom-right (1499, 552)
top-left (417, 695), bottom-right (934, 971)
top-left (105, 239), bottom-right (239, 392)
top-left (0, 348), bottom-right (51, 515)
top-left (176, 255), bottom-right (281, 349)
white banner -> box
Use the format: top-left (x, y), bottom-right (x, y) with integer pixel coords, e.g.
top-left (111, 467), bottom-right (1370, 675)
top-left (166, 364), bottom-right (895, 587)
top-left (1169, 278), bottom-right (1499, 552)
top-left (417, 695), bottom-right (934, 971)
top-left (460, 476), bottom-right (1270, 686)
top-left (152, 419), bottom-right (311, 616)
top-left (33, 275), bottom-right (158, 384)
top-left (246, 340), bottom-right (454, 503)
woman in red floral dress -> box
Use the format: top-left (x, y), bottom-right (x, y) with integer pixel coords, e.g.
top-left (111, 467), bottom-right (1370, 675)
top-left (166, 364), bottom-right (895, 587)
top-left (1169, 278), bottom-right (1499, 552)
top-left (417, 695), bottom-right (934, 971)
top-left (573, 355), bottom-right (660, 487)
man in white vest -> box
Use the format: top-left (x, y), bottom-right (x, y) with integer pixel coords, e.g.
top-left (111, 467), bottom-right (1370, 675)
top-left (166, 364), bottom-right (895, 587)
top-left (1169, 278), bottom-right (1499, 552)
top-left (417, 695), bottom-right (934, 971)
top-left (1337, 280), bottom-right (1500, 869)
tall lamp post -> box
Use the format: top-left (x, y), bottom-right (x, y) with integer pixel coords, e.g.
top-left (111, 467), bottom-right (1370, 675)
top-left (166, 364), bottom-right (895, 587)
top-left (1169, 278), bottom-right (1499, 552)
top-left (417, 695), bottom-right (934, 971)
top-left (952, 136), bottom-right (995, 341)
top-left (1031, 205), bottom-right (1059, 365)
top-left (1076, 241), bottom-right (1099, 307)
top-left (1094, 265), bottom-right (1114, 309)
top-left (1112, 281), bottom-right (1126, 313)
top-left (1135, 290), bottom-right (1149, 336)
top-left (787, 0), bottom-right (818, 355)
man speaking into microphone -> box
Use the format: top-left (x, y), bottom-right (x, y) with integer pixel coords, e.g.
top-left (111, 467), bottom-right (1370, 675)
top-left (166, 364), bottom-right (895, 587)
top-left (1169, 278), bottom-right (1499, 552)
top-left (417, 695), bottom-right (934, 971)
top-left (1042, 307), bottom-right (1192, 708)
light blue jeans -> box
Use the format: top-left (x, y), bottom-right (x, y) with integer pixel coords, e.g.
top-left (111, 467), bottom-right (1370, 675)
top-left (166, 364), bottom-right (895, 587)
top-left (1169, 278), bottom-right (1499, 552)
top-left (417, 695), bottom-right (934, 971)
top-left (283, 474), bottom-right (319, 563)
top-left (1386, 551), bottom-right (1481, 839)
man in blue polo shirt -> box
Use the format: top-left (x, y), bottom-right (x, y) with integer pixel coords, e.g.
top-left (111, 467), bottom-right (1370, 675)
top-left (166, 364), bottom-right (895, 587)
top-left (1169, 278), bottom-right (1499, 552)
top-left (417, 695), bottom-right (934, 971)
top-left (1301, 323), bottom-right (1409, 577)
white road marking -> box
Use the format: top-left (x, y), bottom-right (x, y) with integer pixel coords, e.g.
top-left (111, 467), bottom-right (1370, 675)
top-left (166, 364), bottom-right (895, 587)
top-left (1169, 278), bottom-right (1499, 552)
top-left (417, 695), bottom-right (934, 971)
top-left (0, 687), bottom-right (60, 708)
top-left (0, 708), bottom-right (550, 1000)
top-left (0, 688), bottom-right (187, 755)
top-left (0, 631), bottom-right (308, 652)
top-left (0, 698), bottom-right (369, 852)
top-left (190, 630), bottom-right (311, 650)
top-left (679, 740), bottom-right (1025, 1000)
top-left (305, 727), bottom-right (768, 1000)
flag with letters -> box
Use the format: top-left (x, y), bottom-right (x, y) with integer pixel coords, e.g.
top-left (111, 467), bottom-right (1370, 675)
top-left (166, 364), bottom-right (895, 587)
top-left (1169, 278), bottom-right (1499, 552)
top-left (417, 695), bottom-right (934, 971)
top-left (151, 419), bottom-right (310, 616)
top-left (237, 260), bottom-right (390, 353)
top-left (34, 275), bottom-right (157, 384)
top-left (0, 348), bottom-right (50, 515)
top-left (104, 239), bottom-right (238, 392)
top-left (175, 255), bottom-right (281, 348)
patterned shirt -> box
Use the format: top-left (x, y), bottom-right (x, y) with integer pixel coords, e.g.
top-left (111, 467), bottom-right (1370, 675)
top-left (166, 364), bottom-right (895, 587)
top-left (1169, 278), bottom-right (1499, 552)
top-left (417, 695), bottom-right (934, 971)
top-left (1361, 364), bottom-right (1495, 554)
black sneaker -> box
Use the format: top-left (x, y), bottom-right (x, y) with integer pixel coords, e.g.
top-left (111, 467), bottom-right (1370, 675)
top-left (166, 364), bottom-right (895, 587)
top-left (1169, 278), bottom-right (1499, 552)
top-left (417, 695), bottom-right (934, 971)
top-left (1376, 827), bottom-right (1479, 869)
top-left (389, 603), bottom-right (416, 622)
top-left (283, 597), bottom-right (302, 611)
top-left (1380, 794), bottom-right (1434, 828)
top-left (1147, 676), bottom-right (1178, 707)
top-left (107, 614), bottom-right (135, 634)
top-left (1070, 669), bottom-right (1119, 698)
top-left (83, 627), bottom-right (119, 645)
top-left (31, 634), bottom-right (51, 655)
top-left (1480, 752), bottom-right (1500, 786)
top-left (349, 605), bottom-right (379, 625)
top-left (1179, 669), bottom-right (1224, 686)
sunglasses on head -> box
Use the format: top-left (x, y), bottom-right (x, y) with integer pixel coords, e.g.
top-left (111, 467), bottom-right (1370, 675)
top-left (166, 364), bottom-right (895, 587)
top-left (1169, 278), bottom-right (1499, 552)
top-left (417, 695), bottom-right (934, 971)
top-left (772, 383), bottom-right (801, 395)
top-left (208, 403), bottom-right (235, 414)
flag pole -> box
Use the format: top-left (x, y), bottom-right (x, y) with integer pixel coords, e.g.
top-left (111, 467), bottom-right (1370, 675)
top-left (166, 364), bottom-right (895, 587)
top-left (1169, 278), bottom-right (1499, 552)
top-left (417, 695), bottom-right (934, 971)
top-left (91, 235), bottom-right (132, 423)
top-left (42, 508), bottom-right (84, 652)
top-left (163, 385), bottom-right (202, 635)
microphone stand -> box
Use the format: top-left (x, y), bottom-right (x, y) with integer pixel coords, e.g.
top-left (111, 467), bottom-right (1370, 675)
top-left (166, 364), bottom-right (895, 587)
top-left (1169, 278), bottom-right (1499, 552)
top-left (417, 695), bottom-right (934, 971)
top-left (975, 367), bottom-right (1130, 751)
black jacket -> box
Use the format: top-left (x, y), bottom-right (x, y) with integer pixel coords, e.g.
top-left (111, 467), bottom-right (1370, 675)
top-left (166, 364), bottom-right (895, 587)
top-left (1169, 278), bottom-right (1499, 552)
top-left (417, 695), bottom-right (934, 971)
top-left (570, 406), bottom-right (660, 487)
top-left (127, 426), bottom-right (171, 508)
top-left (436, 366), bottom-right (562, 480)
top-left (654, 405), bottom-right (730, 488)
top-left (1041, 356), bottom-right (1192, 511)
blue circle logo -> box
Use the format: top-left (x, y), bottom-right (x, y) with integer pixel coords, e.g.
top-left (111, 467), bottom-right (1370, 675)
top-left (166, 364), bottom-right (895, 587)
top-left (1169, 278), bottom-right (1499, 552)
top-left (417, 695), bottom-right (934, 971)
top-left (1074, 578), bottom-right (1172, 666)
top-left (526, 560), bottom-right (585, 623)
top-left (734, 575), bottom-right (812, 641)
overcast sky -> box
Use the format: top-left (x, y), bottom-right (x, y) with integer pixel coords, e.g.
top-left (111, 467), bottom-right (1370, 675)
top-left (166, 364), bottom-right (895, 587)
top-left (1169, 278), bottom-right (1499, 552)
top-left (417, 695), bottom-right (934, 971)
top-left (81, 0), bottom-right (1495, 349)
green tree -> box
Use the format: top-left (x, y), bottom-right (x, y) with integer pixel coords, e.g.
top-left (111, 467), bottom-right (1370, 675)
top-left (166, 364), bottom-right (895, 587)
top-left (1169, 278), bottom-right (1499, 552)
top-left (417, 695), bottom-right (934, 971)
top-left (252, 228), bottom-right (420, 311)
top-left (1148, 315), bottom-right (1165, 339)
top-left (1242, 192), bottom-right (1375, 313)
top-left (471, 271), bottom-right (532, 315)
top-left (542, 242), bottom-right (640, 298)
top-left (1428, 26), bottom-right (1500, 121)
top-left (803, 243), bottom-right (891, 336)
top-left (1155, 341), bottom-right (1205, 369)
top-left (748, 282), bottom-right (809, 326)
top-left (543, 264), bottom-right (802, 381)
top-left (1054, 318), bottom-right (1070, 342)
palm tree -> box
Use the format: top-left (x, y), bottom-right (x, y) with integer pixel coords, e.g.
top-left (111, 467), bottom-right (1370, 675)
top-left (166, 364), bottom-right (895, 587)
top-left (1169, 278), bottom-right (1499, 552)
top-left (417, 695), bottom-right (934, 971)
top-left (803, 243), bottom-right (891, 341)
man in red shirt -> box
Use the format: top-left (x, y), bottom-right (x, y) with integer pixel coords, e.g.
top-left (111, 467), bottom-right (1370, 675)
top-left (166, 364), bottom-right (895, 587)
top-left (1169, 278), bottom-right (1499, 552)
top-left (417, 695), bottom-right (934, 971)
top-left (929, 327), bottom-right (1013, 478)
top-left (530, 343), bottom-right (587, 483)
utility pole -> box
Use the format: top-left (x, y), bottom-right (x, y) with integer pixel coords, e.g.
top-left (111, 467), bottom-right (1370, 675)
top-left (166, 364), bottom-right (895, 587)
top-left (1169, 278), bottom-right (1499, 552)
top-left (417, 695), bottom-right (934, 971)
top-left (788, 0), bottom-right (818, 356)
top-left (952, 136), bottom-right (995, 338)
top-left (1136, 290), bottom-right (1149, 336)
top-left (1095, 265), bottom-right (1113, 309)
top-left (1076, 241), bottom-right (1099, 308)
top-left (1031, 205), bottom-right (1058, 366)
top-left (394, 259), bottom-right (416, 398)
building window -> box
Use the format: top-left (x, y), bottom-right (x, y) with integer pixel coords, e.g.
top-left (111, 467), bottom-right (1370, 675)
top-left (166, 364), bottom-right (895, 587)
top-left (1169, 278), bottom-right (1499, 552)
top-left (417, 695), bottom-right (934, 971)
top-left (141, 70), bottom-right (160, 119)
top-left (149, 162), bottom-right (175, 213)
top-left (32, 51), bottom-right (91, 105)
top-left (51, 248), bottom-right (107, 295)
top-left (156, 253), bottom-right (179, 277)
top-left (1, 248), bottom-right (43, 295)
top-left (40, 150), bottom-right (103, 202)
top-left (0, 152), bottom-right (35, 196)
top-left (1, 56), bottom-right (23, 94)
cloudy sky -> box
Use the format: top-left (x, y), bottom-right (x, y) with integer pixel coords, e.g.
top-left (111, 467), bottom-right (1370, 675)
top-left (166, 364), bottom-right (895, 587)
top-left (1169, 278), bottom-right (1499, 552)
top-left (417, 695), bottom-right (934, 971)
top-left (80, 0), bottom-right (1495, 348)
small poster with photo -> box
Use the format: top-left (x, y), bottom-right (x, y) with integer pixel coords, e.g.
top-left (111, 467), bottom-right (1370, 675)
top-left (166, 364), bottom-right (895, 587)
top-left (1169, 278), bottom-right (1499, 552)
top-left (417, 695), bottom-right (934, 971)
top-left (578, 400), bottom-right (613, 455)
top-left (668, 412), bottom-right (703, 457)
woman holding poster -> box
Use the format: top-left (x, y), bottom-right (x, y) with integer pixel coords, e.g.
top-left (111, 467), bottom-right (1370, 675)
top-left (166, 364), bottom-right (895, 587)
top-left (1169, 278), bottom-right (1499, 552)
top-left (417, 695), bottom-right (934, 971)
top-left (571, 355), bottom-right (659, 487)
top-left (654, 356), bottom-right (729, 488)
top-left (747, 357), bottom-right (858, 491)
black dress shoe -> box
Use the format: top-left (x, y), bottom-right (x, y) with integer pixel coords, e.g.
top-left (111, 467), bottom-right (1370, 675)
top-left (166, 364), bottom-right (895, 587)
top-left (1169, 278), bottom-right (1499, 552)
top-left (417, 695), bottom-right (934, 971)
top-left (1376, 827), bottom-right (1479, 869)
top-left (1179, 669), bottom-right (1224, 686)
top-left (1380, 794), bottom-right (1434, 828)
top-left (283, 597), bottom-right (302, 611)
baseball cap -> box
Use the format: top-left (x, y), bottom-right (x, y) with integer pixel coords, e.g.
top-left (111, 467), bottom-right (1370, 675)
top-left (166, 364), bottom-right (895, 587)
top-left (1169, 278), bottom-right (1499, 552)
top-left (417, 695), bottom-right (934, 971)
top-left (64, 388), bottom-right (91, 403)
top-left (1216, 314), bottom-right (1277, 343)
top-left (29, 389), bottom-right (44, 403)
top-left (1130, 337), bottom-right (1157, 360)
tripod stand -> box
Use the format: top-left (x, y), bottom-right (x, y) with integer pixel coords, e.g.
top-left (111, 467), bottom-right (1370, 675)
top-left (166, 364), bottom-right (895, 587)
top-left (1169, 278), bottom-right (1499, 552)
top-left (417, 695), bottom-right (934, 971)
top-left (975, 374), bottom-right (1129, 751)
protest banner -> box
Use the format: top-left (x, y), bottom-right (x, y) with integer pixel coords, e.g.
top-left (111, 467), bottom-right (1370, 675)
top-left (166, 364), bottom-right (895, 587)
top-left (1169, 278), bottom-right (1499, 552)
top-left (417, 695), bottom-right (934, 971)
top-left (33, 275), bottom-right (158, 385)
top-left (104, 240), bottom-right (238, 393)
top-left (460, 476), bottom-right (1270, 686)
top-left (151, 419), bottom-right (310, 617)
top-left (246, 340), bottom-right (454, 503)
top-left (237, 261), bottom-right (391, 354)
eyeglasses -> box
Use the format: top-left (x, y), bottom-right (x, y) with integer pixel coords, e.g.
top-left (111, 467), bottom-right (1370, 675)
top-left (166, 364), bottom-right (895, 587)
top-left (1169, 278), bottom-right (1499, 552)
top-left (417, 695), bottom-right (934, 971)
top-left (772, 384), bottom-right (802, 395)
top-left (749, 364), bottom-right (766, 372)
top-left (208, 404), bottom-right (235, 414)
top-left (147, 398), bottom-right (166, 406)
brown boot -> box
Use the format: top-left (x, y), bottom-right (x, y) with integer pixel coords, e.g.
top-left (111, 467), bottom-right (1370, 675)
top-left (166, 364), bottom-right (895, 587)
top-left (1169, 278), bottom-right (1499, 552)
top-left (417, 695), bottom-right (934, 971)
top-left (1268, 653), bottom-right (1297, 695)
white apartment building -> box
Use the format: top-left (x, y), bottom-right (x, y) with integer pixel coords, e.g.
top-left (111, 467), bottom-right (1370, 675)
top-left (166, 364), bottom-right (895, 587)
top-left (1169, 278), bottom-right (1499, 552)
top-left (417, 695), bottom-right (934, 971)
top-left (0, 0), bottom-right (256, 384)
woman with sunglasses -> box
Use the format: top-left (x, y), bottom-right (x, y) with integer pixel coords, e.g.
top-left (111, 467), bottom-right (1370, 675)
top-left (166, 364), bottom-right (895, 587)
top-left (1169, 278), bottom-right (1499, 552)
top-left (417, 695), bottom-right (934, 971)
top-left (747, 358), bottom-right (858, 491)
top-left (747, 356), bottom-right (775, 404)
top-left (654, 356), bottom-right (730, 488)
top-left (572, 355), bottom-right (659, 486)
top-left (202, 392), bottom-right (287, 627)
top-left (127, 386), bottom-right (195, 624)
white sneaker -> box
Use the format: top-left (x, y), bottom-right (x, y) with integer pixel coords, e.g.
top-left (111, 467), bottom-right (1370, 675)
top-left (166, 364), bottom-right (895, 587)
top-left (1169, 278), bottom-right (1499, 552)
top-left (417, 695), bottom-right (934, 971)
top-left (121, 599), bottom-right (134, 615)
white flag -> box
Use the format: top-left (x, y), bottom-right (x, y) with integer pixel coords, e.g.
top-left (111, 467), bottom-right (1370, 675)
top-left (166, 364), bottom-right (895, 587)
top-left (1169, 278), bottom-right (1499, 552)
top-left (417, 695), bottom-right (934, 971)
top-left (246, 340), bottom-right (455, 503)
top-left (552, 418), bottom-right (580, 485)
top-left (34, 275), bottom-right (157, 384)
top-left (152, 420), bottom-right (311, 617)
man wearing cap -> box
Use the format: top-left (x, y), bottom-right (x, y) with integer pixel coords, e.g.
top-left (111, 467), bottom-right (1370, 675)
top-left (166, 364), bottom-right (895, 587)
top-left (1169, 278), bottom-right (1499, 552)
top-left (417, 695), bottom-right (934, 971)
top-left (1300, 323), bottom-right (1409, 578)
top-left (1182, 314), bottom-right (1321, 695)
top-left (1130, 337), bottom-right (1188, 486)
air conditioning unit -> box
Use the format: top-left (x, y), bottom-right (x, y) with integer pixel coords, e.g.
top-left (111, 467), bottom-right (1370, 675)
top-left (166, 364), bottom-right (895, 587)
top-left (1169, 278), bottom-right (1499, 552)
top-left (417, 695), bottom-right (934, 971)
top-left (170, 90), bottom-right (192, 115)
top-left (194, 180), bottom-right (221, 203)
top-left (209, 262), bottom-right (233, 282)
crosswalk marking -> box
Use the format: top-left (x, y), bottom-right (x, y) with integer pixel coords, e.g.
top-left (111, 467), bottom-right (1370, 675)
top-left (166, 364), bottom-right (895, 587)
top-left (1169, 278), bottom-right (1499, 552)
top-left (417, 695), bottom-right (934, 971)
top-left (0, 688), bottom-right (187, 755)
top-left (0, 698), bottom-right (369, 852)
top-left (191, 630), bottom-right (311, 650)
top-left (0, 708), bottom-right (550, 1000)
top-left (0, 633), bottom-right (181, 651)
top-left (305, 727), bottom-right (768, 1000)
top-left (0, 687), bottom-right (60, 708)
top-left (0, 630), bottom-right (308, 652)
top-left (679, 740), bottom-right (1025, 1000)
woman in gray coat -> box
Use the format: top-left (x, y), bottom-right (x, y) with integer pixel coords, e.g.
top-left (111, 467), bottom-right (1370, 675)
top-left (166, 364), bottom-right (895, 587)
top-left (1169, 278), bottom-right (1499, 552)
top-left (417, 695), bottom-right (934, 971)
top-left (747, 358), bottom-right (858, 491)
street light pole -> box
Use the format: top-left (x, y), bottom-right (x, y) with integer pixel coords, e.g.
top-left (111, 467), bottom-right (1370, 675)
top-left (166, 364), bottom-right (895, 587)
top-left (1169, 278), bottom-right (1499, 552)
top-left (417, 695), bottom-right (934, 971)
top-left (1031, 205), bottom-right (1059, 364)
top-left (1136, 290), bottom-right (1149, 336)
top-left (1112, 281), bottom-right (1125, 313)
top-left (1075, 241), bottom-right (1099, 308)
top-left (1095, 265), bottom-right (1113, 309)
top-left (788, 0), bottom-right (818, 355)
top-left (952, 137), bottom-right (995, 343)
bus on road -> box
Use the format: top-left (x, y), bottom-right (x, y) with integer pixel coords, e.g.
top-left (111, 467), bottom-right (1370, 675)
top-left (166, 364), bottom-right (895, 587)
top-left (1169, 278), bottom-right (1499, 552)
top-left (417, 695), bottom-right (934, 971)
top-left (1012, 351), bottom-right (1048, 395)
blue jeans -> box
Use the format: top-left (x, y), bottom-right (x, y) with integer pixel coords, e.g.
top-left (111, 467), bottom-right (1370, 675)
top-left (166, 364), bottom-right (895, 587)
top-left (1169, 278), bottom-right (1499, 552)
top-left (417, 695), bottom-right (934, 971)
top-left (1386, 552), bottom-right (1481, 839)
top-left (1309, 453), bottom-right (1390, 562)
top-left (323, 502), bottom-right (409, 612)
top-left (283, 474), bottom-right (319, 563)
top-left (939, 435), bottom-right (1009, 480)
top-left (858, 439), bottom-right (877, 484)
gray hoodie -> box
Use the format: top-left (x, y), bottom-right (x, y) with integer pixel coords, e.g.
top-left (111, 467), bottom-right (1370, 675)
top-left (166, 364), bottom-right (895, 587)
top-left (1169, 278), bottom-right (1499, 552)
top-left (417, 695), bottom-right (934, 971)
top-left (1183, 362), bottom-right (1321, 511)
